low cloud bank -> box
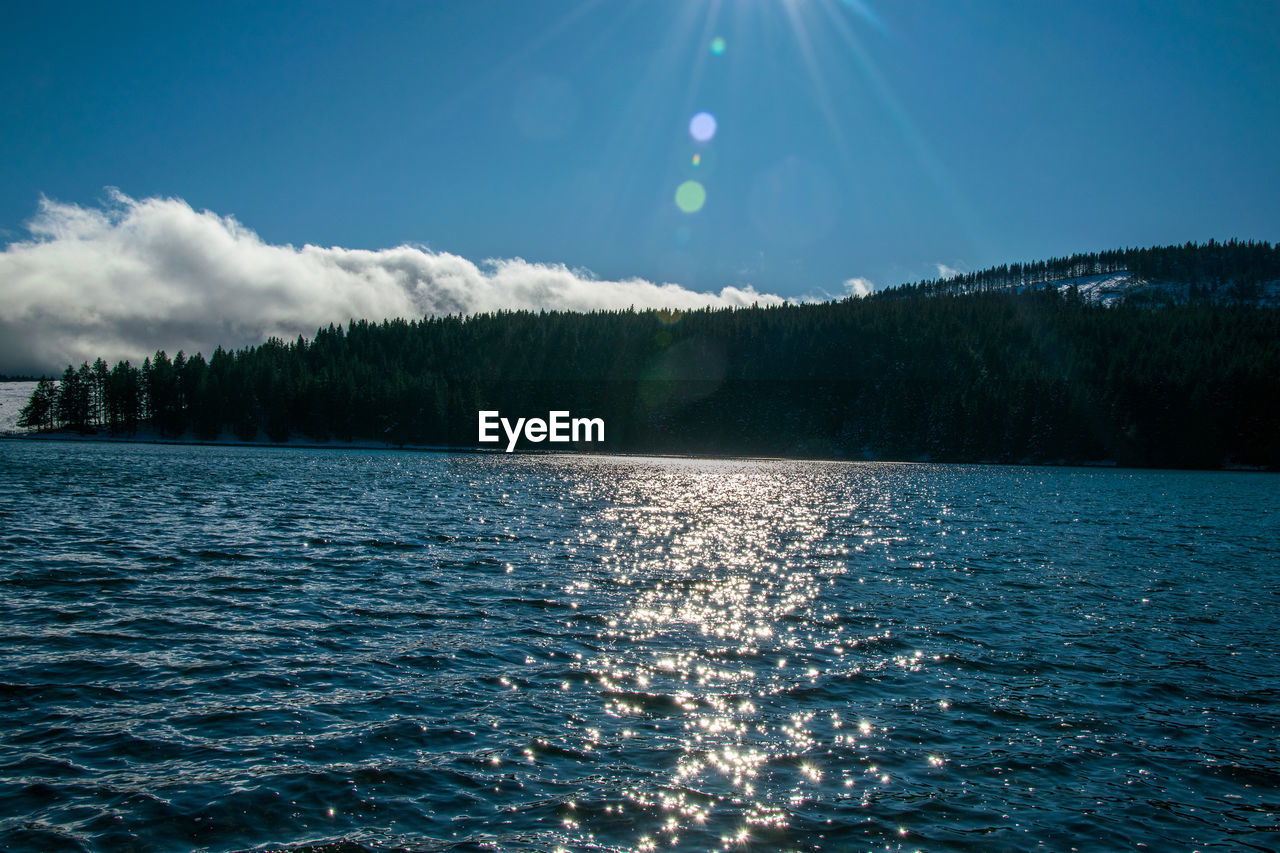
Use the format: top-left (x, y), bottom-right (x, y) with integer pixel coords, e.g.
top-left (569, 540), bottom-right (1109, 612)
top-left (0, 191), bottom-right (784, 374)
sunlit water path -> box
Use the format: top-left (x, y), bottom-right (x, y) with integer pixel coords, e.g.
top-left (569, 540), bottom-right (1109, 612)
top-left (0, 442), bottom-right (1277, 851)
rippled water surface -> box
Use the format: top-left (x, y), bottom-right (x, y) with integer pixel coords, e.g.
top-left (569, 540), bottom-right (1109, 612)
top-left (1, 441), bottom-right (1277, 852)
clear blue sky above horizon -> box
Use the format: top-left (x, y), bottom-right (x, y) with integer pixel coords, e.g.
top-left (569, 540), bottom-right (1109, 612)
top-left (3, 0), bottom-right (1278, 299)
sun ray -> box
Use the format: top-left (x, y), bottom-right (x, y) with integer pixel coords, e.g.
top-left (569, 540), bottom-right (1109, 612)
top-left (578, 0), bottom-right (714, 241)
top-left (815, 0), bottom-right (992, 258)
top-left (678, 0), bottom-right (727, 121)
top-left (837, 0), bottom-right (889, 35)
top-left (779, 0), bottom-right (850, 156)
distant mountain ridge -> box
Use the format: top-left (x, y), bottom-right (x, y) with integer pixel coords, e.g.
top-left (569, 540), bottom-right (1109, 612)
top-left (877, 239), bottom-right (1280, 306)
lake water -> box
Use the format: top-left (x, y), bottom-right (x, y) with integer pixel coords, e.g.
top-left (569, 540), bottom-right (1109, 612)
top-left (1, 441), bottom-right (1277, 852)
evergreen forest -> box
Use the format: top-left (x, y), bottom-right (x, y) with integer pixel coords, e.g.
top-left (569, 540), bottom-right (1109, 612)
top-left (15, 240), bottom-right (1280, 469)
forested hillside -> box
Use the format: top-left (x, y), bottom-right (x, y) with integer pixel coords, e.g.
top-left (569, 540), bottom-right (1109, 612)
top-left (15, 241), bottom-right (1280, 469)
top-left (881, 238), bottom-right (1280, 302)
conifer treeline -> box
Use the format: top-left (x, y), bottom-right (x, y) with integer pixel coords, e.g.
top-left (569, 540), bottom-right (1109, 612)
top-left (18, 285), bottom-right (1280, 469)
top-left (882, 238), bottom-right (1280, 301)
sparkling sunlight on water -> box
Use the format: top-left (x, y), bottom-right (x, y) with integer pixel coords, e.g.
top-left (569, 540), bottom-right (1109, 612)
top-left (0, 443), bottom-right (1276, 851)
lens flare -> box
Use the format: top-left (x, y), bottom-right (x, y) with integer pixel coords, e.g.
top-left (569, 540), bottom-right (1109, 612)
top-left (710, 36), bottom-right (727, 56)
top-left (675, 180), bottom-right (707, 214)
top-left (685, 146), bottom-right (719, 176)
top-left (689, 112), bottom-right (717, 143)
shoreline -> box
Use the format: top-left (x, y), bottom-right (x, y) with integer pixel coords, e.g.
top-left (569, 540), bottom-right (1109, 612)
top-left (2, 429), bottom-right (1271, 473)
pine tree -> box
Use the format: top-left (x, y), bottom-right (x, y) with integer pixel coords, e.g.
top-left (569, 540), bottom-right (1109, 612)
top-left (16, 377), bottom-right (57, 431)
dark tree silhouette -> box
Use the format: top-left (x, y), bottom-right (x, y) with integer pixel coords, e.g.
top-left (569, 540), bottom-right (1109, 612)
top-left (17, 240), bottom-right (1280, 469)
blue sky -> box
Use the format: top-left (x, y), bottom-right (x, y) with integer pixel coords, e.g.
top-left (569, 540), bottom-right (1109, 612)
top-left (1, 0), bottom-right (1278, 371)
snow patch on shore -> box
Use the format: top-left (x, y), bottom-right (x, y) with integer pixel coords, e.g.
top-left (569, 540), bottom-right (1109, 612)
top-left (0, 382), bottom-right (38, 433)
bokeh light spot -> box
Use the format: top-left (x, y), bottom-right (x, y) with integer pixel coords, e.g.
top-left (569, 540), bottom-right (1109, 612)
top-left (675, 180), bottom-right (707, 214)
top-left (684, 146), bottom-right (719, 176)
top-left (710, 36), bottom-right (727, 56)
top-left (689, 112), bottom-right (717, 143)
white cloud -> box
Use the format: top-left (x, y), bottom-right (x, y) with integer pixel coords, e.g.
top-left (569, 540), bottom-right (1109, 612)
top-left (0, 191), bottom-right (784, 374)
top-left (842, 277), bottom-right (874, 298)
top-left (935, 263), bottom-right (961, 279)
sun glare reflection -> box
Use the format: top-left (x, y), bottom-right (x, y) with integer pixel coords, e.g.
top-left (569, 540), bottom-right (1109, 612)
top-left (548, 459), bottom-right (948, 849)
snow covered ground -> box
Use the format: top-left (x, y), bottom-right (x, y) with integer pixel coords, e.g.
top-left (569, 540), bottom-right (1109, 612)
top-left (1052, 272), bottom-right (1147, 306)
top-left (1021, 272), bottom-right (1280, 307)
top-left (0, 381), bottom-right (39, 434)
